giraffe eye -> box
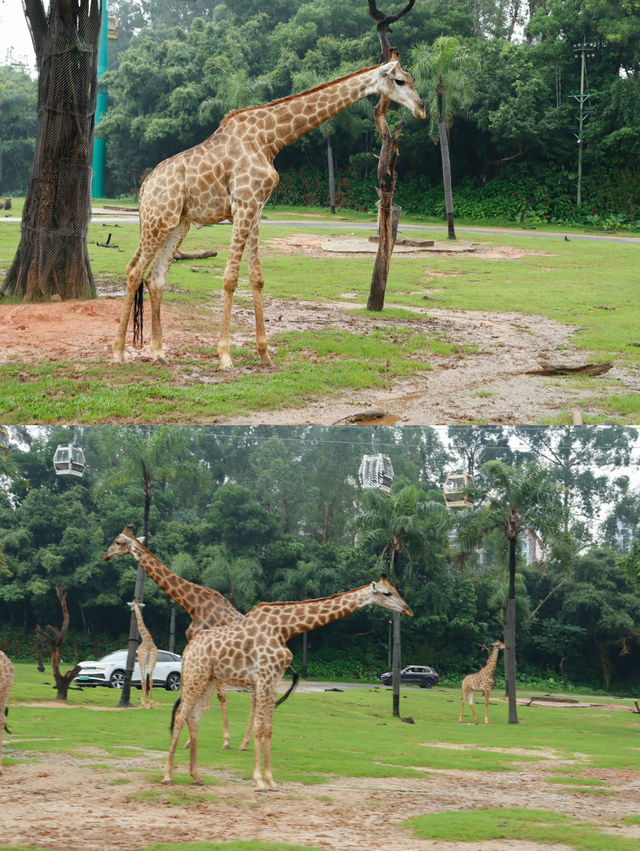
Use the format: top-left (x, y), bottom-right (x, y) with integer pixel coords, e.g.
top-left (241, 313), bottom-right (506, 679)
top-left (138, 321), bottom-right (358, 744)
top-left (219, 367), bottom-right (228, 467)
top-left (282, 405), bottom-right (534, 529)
top-left (395, 79), bottom-right (406, 87)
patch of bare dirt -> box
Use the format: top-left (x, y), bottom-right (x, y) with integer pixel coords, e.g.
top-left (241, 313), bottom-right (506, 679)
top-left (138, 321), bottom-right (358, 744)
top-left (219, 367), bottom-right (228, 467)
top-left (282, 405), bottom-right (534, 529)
top-left (2, 736), bottom-right (639, 851)
top-left (0, 274), bottom-right (635, 424)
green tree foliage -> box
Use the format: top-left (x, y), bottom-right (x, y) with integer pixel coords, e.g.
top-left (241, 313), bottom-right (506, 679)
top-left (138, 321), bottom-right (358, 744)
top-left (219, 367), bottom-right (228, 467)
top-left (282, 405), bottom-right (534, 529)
top-left (1, 426), bottom-right (639, 692)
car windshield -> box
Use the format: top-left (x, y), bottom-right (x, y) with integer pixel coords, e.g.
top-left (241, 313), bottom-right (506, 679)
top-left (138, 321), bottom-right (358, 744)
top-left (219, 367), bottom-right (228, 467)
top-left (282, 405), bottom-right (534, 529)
top-left (98, 651), bottom-right (125, 662)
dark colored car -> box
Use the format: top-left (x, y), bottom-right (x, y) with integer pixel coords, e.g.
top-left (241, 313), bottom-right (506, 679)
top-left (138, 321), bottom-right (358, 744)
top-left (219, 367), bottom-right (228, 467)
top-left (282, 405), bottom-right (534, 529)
top-left (379, 665), bottom-right (439, 688)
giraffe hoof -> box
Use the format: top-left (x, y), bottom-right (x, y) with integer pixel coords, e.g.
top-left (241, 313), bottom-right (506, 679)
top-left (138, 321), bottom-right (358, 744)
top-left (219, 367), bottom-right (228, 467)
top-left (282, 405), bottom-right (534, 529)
top-left (154, 356), bottom-right (168, 365)
top-left (161, 778), bottom-right (173, 785)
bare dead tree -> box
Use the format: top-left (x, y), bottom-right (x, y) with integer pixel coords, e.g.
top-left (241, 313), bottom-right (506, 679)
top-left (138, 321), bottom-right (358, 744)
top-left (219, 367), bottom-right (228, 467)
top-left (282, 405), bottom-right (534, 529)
top-left (1, 0), bottom-right (101, 301)
top-left (36, 586), bottom-right (81, 702)
top-left (366, 0), bottom-right (416, 311)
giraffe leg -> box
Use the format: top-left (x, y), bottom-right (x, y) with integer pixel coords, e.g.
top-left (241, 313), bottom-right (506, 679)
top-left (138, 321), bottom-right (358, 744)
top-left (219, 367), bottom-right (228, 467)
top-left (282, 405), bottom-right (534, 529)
top-left (148, 671), bottom-right (154, 709)
top-left (186, 692), bottom-right (211, 785)
top-left (145, 221), bottom-right (190, 363)
top-left (217, 685), bottom-right (231, 749)
top-left (140, 669), bottom-right (147, 708)
top-left (217, 203), bottom-right (260, 371)
top-left (459, 690), bottom-right (466, 723)
top-left (163, 698), bottom-right (190, 784)
top-left (245, 216), bottom-right (272, 368)
top-left (112, 245), bottom-right (156, 363)
top-left (252, 682), bottom-right (278, 791)
top-left (484, 689), bottom-right (490, 724)
top-left (468, 691), bottom-right (479, 725)
top-left (239, 693), bottom-right (255, 751)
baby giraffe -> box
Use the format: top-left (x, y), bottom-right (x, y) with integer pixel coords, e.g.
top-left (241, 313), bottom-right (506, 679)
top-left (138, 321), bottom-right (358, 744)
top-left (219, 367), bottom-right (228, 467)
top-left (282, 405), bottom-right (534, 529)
top-left (459, 640), bottom-right (507, 725)
top-left (129, 600), bottom-right (158, 708)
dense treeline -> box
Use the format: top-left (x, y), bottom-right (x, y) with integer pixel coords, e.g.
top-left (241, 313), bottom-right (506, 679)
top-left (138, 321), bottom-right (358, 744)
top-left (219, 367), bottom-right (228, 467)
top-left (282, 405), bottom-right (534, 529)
top-left (0, 425), bottom-right (639, 692)
top-left (4, 0), bottom-right (640, 227)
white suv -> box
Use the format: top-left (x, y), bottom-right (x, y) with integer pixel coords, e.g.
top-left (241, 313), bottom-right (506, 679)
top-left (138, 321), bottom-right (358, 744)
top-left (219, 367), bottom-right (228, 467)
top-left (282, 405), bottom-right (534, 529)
top-left (73, 649), bottom-right (182, 691)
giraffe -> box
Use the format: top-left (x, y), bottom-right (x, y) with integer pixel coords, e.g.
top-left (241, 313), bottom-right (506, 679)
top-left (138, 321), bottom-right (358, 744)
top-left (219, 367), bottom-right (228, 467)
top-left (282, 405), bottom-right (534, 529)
top-left (128, 599), bottom-right (159, 708)
top-left (163, 575), bottom-right (413, 791)
top-left (0, 650), bottom-right (14, 772)
top-left (104, 526), bottom-right (254, 748)
top-left (112, 59), bottom-right (426, 369)
top-left (459, 640), bottom-right (507, 725)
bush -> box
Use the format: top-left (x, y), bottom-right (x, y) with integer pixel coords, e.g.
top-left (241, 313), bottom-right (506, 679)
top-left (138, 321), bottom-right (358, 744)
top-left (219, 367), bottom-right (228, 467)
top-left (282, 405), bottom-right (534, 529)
top-left (268, 163), bottom-right (640, 230)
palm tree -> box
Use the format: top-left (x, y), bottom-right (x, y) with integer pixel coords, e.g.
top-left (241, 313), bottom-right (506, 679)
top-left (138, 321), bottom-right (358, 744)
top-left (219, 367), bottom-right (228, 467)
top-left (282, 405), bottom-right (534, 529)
top-left (411, 36), bottom-right (479, 240)
top-left (354, 483), bottom-right (449, 716)
top-left (458, 461), bottom-right (567, 723)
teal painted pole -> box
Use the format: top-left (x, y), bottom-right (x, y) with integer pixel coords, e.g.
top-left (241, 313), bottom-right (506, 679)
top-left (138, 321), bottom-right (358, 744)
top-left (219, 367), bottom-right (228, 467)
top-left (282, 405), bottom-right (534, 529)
top-left (92, 0), bottom-right (108, 198)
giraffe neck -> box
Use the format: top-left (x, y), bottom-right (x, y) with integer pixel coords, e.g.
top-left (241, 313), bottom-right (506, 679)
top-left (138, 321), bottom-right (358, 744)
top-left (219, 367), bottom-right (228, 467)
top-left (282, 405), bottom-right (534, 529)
top-left (132, 603), bottom-right (151, 642)
top-left (484, 647), bottom-right (500, 676)
top-left (126, 539), bottom-right (241, 626)
top-left (225, 66), bottom-right (380, 157)
top-left (248, 585), bottom-right (372, 642)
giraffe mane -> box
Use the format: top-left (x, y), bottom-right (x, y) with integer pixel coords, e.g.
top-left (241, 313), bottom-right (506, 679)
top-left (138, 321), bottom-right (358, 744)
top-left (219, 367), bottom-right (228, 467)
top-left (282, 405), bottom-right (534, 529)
top-left (218, 64), bottom-right (380, 128)
top-left (249, 583), bottom-right (371, 610)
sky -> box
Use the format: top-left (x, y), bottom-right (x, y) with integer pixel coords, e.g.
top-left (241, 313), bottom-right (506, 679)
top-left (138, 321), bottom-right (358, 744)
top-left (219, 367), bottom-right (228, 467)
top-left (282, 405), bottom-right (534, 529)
top-left (1, 0), bottom-right (38, 74)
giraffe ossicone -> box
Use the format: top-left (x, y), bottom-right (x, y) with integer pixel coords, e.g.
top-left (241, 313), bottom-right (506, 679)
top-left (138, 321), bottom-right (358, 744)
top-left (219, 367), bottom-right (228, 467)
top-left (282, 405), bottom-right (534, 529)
top-left (163, 576), bottom-right (413, 791)
top-left (459, 640), bottom-right (507, 725)
top-left (112, 60), bottom-right (425, 369)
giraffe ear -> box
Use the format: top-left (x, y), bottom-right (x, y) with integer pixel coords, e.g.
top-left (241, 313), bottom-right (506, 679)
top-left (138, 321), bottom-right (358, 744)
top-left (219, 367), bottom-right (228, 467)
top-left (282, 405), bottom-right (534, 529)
top-left (137, 536), bottom-right (146, 545)
top-left (379, 61), bottom-right (399, 78)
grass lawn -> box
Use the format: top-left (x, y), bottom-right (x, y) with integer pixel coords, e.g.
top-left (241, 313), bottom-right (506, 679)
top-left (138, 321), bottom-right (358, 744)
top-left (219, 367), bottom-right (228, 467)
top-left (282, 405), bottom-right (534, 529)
top-left (2, 663), bottom-right (640, 850)
top-left (1, 203), bottom-right (639, 423)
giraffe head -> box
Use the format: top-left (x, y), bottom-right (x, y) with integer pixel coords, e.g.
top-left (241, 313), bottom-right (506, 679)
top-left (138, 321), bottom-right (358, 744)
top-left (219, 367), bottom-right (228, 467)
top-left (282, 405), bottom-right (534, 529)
top-left (492, 640), bottom-right (507, 650)
top-left (368, 575), bottom-right (413, 616)
top-left (103, 525), bottom-right (145, 562)
top-left (374, 60), bottom-right (426, 119)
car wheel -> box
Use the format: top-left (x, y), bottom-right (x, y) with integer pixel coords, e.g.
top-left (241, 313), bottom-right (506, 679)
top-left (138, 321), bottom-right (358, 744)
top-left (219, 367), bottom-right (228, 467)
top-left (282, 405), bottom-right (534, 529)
top-left (165, 671), bottom-right (181, 691)
top-left (109, 669), bottom-right (126, 689)
top-left (420, 679), bottom-right (434, 689)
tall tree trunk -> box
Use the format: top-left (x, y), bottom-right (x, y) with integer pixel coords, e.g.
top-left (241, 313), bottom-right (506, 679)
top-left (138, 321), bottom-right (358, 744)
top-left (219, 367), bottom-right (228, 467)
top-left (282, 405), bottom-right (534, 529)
top-left (437, 114), bottom-right (456, 240)
top-left (119, 494), bottom-right (150, 707)
top-left (367, 95), bottom-right (404, 311)
top-left (327, 132), bottom-right (336, 214)
top-left (2, 0), bottom-right (100, 300)
top-left (392, 609), bottom-right (401, 717)
top-left (505, 536), bottom-right (518, 723)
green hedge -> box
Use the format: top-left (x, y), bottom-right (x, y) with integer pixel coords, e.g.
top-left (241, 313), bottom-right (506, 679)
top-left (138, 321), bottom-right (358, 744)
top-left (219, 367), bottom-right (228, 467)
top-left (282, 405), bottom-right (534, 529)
top-left (268, 164), bottom-right (640, 231)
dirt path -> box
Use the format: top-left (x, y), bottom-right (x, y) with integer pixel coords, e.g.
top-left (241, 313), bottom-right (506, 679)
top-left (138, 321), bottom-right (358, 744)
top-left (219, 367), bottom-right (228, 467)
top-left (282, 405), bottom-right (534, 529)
top-left (1, 744), bottom-right (639, 851)
top-left (1, 234), bottom-right (634, 423)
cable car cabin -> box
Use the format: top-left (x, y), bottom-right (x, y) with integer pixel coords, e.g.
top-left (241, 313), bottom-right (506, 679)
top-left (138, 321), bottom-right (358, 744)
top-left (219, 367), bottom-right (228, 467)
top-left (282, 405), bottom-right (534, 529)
top-left (108, 14), bottom-right (119, 38)
top-left (443, 472), bottom-right (474, 509)
top-left (0, 427), bottom-right (9, 459)
top-left (53, 444), bottom-right (86, 478)
top-left (359, 453), bottom-right (394, 494)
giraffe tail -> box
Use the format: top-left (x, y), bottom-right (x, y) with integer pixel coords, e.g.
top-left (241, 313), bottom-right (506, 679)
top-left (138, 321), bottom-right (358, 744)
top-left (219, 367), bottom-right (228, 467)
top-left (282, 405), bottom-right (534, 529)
top-left (133, 282), bottom-right (144, 348)
top-left (170, 698), bottom-right (181, 732)
top-left (275, 667), bottom-right (299, 708)
top-left (4, 705), bottom-right (10, 734)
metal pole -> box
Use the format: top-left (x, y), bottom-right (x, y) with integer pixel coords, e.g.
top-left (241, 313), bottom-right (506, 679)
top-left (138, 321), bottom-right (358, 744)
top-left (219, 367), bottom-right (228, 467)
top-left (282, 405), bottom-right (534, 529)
top-left (576, 44), bottom-right (585, 207)
top-left (92, 0), bottom-right (108, 198)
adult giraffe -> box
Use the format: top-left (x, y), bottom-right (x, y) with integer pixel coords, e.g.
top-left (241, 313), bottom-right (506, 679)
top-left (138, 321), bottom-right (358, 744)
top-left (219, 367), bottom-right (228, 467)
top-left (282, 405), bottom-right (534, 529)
top-left (104, 526), bottom-right (253, 749)
top-left (112, 60), bottom-right (425, 369)
top-left (163, 575), bottom-right (413, 791)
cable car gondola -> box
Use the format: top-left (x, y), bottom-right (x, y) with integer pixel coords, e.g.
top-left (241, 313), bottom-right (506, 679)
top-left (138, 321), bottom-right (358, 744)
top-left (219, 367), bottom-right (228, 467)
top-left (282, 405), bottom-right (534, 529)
top-left (443, 471), bottom-right (474, 510)
top-left (53, 444), bottom-right (86, 478)
top-left (359, 453), bottom-right (394, 494)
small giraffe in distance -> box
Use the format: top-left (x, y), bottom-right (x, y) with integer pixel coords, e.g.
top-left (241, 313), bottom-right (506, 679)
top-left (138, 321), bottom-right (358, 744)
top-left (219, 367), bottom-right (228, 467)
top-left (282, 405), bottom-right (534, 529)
top-left (0, 649), bottom-right (14, 771)
top-left (104, 526), bottom-right (254, 747)
top-left (163, 575), bottom-right (413, 791)
top-left (459, 640), bottom-right (507, 725)
top-left (128, 599), bottom-right (158, 708)
top-left (112, 59), bottom-right (425, 369)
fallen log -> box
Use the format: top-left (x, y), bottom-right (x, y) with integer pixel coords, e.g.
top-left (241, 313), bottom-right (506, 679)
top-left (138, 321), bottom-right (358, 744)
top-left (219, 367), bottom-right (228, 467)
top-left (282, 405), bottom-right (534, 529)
top-left (526, 361), bottom-right (613, 377)
top-left (173, 249), bottom-right (218, 260)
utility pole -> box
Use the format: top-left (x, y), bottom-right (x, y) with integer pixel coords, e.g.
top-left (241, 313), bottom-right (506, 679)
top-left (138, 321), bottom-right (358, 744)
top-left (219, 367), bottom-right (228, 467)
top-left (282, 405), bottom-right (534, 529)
top-left (570, 41), bottom-right (595, 207)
